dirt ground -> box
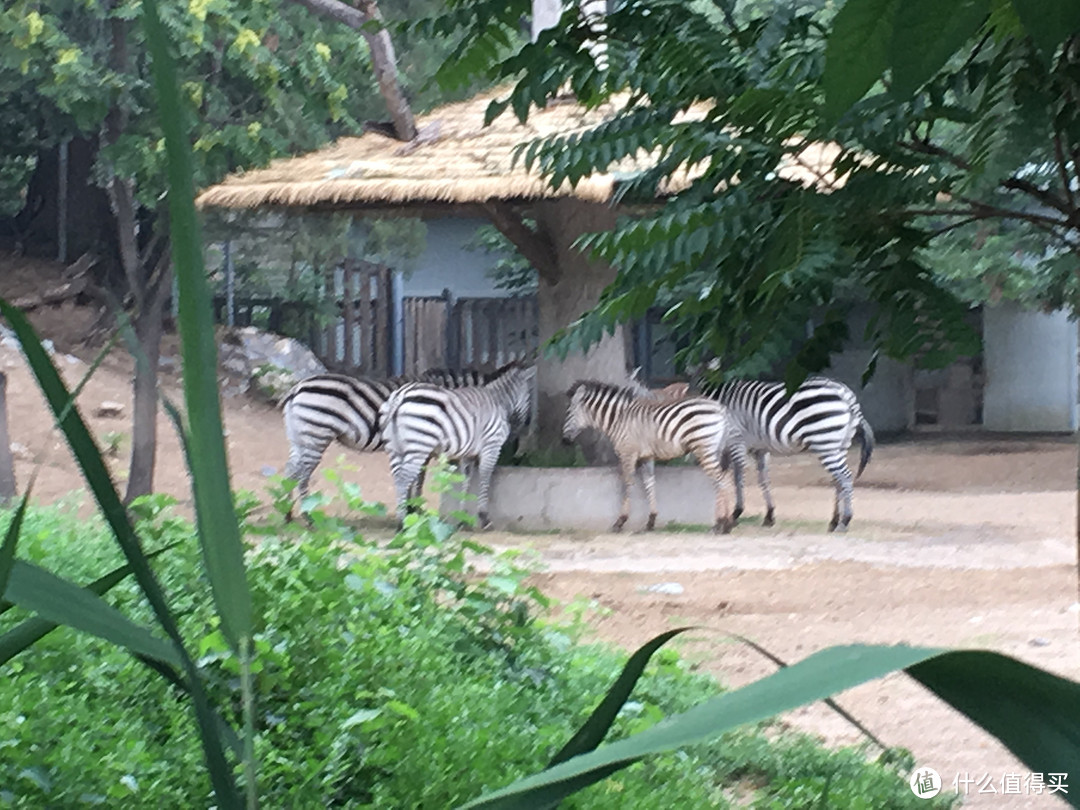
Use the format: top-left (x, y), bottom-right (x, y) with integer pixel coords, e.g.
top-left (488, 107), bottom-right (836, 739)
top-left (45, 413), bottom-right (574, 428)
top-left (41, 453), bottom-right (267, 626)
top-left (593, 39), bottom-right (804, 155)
top-left (2, 252), bottom-right (1077, 808)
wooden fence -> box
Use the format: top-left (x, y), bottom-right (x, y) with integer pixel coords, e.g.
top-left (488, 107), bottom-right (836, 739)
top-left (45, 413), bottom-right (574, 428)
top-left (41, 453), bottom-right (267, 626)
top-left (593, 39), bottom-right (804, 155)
top-left (318, 262), bottom-right (393, 376)
top-left (215, 267), bottom-right (537, 378)
top-left (402, 294), bottom-right (539, 376)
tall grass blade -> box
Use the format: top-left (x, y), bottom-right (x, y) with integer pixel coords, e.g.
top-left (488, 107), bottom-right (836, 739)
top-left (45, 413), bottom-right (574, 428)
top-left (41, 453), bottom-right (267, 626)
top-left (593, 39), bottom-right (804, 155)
top-left (459, 644), bottom-right (1080, 809)
top-left (139, 0), bottom-right (252, 654)
top-left (548, 627), bottom-right (694, 768)
top-left (0, 489), bottom-right (30, 602)
top-left (729, 632), bottom-right (888, 750)
top-left (0, 301), bottom-right (242, 808)
top-left (139, 0), bottom-right (254, 805)
top-left (909, 650), bottom-right (1080, 780)
top-left (0, 541), bottom-right (180, 664)
top-left (4, 559), bottom-right (180, 666)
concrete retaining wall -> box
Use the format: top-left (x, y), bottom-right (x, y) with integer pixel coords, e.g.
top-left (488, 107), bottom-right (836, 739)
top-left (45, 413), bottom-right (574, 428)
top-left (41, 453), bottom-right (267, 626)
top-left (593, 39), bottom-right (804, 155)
top-left (441, 465), bottom-right (724, 532)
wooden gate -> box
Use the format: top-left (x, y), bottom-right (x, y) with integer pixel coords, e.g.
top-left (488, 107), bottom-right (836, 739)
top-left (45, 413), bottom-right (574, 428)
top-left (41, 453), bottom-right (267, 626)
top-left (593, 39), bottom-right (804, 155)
top-left (445, 296), bottom-right (538, 371)
top-left (401, 294), bottom-right (539, 376)
top-left (402, 296), bottom-right (449, 375)
top-left (315, 260), bottom-right (393, 376)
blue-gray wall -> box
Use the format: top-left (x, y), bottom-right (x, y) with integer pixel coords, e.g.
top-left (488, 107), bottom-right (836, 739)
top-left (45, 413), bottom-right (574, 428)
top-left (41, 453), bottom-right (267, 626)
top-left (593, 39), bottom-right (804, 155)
top-left (983, 303), bottom-right (1078, 432)
top-left (402, 217), bottom-right (512, 299)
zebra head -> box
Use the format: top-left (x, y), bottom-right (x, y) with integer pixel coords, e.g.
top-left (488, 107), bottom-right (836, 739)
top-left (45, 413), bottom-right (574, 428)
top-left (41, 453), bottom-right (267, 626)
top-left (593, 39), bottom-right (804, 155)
top-left (487, 364), bottom-right (535, 429)
top-left (563, 383), bottom-right (589, 443)
top-left (563, 381), bottom-right (632, 442)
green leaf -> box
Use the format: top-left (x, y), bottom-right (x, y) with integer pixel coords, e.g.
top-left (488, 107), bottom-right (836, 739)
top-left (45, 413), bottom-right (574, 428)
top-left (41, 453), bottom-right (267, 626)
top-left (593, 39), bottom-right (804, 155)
top-left (458, 645), bottom-right (1080, 809)
top-left (459, 643), bottom-right (943, 809)
top-left (548, 628), bottom-right (695, 769)
top-left (142, 0), bottom-right (252, 656)
top-left (890, 0), bottom-right (989, 97)
top-left (0, 489), bottom-right (30, 602)
top-left (1010, 0), bottom-right (1080, 63)
top-left (823, 0), bottom-right (900, 121)
top-left (485, 97), bottom-right (509, 127)
top-left (908, 650), bottom-right (1080, 778)
top-left (0, 542), bottom-right (181, 665)
top-left (3, 559), bottom-right (179, 666)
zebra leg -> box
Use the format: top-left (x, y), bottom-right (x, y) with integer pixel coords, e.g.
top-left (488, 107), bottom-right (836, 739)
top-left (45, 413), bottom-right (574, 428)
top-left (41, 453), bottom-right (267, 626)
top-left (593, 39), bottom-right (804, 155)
top-left (406, 464), bottom-right (427, 512)
top-left (755, 451), bottom-right (776, 527)
top-left (822, 454), bottom-right (855, 532)
top-left (282, 432), bottom-right (333, 523)
top-left (474, 448), bottom-right (500, 531)
top-left (638, 459), bottom-right (658, 530)
top-left (390, 452), bottom-right (427, 530)
top-left (612, 455), bottom-right (637, 532)
top-left (697, 448), bottom-right (732, 535)
top-left (723, 442), bottom-right (748, 523)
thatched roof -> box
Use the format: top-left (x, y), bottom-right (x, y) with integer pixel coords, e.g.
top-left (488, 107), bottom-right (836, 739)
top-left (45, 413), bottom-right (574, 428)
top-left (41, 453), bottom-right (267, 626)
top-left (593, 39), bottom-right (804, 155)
top-left (195, 86), bottom-right (844, 211)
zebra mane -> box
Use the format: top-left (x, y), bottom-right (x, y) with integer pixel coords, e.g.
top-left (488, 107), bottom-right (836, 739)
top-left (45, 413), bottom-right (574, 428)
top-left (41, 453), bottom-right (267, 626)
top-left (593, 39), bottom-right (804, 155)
top-left (568, 380), bottom-right (638, 403)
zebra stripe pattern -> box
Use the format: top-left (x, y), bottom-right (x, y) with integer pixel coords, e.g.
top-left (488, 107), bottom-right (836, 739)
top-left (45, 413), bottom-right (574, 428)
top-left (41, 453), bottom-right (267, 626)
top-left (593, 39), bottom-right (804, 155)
top-left (562, 381), bottom-right (737, 534)
top-left (280, 368), bottom-right (493, 510)
top-left (707, 376), bottom-right (876, 532)
top-left (379, 365), bottom-right (536, 529)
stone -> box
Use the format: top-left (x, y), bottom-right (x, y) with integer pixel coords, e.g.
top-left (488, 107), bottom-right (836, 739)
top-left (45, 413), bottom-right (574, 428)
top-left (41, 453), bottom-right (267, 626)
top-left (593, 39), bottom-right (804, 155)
top-left (640, 582), bottom-right (685, 595)
top-left (215, 326), bottom-right (326, 404)
top-left (95, 401), bottom-right (125, 419)
top-left (9, 442), bottom-right (30, 461)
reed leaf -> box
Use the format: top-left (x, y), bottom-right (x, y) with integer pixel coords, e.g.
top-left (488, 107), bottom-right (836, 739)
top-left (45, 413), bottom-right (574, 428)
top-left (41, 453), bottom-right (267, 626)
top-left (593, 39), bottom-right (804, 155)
top-left (138, 0), bottom-right (252, 654)
top-left (459, 643), bottom-right (1080, 809)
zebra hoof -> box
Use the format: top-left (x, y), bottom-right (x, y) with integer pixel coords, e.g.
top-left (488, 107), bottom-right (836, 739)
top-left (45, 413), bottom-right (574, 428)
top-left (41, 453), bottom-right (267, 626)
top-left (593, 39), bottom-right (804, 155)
top-left (645, 513), bottom-right (657, 531)
top-left (477, 512), bottom-right (492, 531)
top-left (731, 506), bottom-right (743, 522)
top-left (713, 519), bottom-right (733, 535)
top-left (612, 516), bottom-right (628, 533)
top-left (763, 509), bottom-right (775, 528)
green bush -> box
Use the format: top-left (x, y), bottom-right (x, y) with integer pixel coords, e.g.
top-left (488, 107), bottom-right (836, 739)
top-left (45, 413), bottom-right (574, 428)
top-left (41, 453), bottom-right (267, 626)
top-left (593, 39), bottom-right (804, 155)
top-left (0, 489), bottom-right (951, 809)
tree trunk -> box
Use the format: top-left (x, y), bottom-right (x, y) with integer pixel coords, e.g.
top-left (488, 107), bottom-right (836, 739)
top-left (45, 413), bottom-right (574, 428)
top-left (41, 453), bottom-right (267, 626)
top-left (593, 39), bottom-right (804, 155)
top-left (124, 264), bottom-right (171, 503)
top-left (1, 138), bottom-right (115, 272)
top-left (531, 200), bottom-right (630, 464)
top-left (286, 0), bottom-right (416, 141)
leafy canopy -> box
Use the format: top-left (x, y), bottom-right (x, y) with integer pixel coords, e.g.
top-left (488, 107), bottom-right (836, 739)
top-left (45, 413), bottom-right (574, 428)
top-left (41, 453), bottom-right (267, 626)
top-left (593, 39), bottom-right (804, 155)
top-left (0, 0), bottom-right (470, 218)
top-left (423, 0), bottom-right (1080, 381)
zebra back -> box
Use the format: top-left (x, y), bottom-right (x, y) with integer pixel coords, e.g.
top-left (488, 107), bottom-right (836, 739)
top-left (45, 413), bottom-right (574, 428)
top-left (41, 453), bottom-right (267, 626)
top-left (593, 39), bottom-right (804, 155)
top-left (711, 376), bottom-right (866, 459)
top-left (380, 365), bottom-right (535, 458)
top-left (281, 366), bottom-right (516, 497)
top-left (564, 380), bottom-right (729, 453)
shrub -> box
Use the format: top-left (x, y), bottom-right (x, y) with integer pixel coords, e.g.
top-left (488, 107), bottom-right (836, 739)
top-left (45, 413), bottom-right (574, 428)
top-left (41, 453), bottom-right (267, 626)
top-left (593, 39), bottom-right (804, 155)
top-left (0, 490), bottom-right (952, 809)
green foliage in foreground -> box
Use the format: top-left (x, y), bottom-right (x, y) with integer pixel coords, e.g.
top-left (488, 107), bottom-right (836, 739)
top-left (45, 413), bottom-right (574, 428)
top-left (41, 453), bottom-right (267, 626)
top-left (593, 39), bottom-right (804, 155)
top-left (0, 496), bottom-right (946, 809)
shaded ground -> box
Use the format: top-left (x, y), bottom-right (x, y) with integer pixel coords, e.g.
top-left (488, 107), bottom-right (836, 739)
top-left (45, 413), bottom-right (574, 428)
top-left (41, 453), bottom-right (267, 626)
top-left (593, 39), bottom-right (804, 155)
top-left (2, 251), bottom-right (1076, 808)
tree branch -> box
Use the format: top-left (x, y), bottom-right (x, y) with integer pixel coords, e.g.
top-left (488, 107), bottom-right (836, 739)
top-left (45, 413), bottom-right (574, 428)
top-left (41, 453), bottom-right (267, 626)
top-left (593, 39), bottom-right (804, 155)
top-left (999, 177), bottom-right (1071, 218)
top-left (481, 202), bottom-right (561, 284)
top-left (954, 196), bottom-right (1071, 230)
top-left (1053, 131), bottom-right (1076, 213)
top-left (902, 138), bottom-right (1074, 217)
top-left (284, 0), bottom-right (417, 141)
top-left (288, 0), bottom-right (370, 28)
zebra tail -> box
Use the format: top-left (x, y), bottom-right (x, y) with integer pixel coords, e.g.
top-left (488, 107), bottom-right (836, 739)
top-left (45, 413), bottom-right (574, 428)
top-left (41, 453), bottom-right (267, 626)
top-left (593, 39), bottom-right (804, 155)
top-left (856, 416), bottom-right (876, 478)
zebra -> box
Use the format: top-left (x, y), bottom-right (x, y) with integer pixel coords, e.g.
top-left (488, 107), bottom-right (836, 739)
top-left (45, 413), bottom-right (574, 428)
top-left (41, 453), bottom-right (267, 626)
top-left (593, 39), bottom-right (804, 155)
top-left (379, 364), bottom-right (536, 530)
top-left (705, 376), bottom-right (876, 532)
top-left (279, 367), bottom-right (495, 515)
top-left (561, 380), bottom-right (738, 534)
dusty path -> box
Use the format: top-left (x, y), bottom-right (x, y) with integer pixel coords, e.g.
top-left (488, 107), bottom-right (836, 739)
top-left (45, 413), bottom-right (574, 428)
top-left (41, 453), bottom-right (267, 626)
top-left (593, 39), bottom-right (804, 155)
top-left (481, 438), bottom-right (1078, 809)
